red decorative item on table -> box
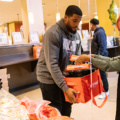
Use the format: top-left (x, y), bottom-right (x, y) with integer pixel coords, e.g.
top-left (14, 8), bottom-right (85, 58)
top-left (33, 45), bottom-right (42, 58)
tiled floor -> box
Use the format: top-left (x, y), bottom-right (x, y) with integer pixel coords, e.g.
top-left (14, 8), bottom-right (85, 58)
top-left (12, 72), bottom-right (118, 120)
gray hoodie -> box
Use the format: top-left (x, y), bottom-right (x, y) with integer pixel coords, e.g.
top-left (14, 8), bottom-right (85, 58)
top-left (36, 18), bottom-right (82, 92)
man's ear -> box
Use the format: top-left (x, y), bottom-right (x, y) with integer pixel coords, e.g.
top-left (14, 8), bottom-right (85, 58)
top-left (64, 15), bottom-right (68, 20)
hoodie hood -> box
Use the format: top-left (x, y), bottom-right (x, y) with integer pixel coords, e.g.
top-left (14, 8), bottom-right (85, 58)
top-left (94, 27), bottom-right (105, 34)
top-left (56, 18), bottom-right (77, 37)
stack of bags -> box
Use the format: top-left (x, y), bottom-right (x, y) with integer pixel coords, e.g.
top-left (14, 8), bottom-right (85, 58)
top-left (20, 97), bottom-right (73, 120)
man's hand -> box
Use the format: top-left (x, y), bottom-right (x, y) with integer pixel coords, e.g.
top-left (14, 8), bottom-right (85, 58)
top-left (75, 54), bottom-right (90, 65)
top-left (65, 88), bottom-right (79, 103)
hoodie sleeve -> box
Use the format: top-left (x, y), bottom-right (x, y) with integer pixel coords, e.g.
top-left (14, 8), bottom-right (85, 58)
top-left (43, 31), bottom-right (69, 92)
top-left (94, 55), bottom-right (111, 60)
top-left (91, 55), bottom-right (120, 72)
top-left (97, 32), bottom-right (107, 55)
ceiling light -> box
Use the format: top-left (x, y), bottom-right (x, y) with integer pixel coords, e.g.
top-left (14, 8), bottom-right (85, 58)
top-left (94, 15), bottom-right (98, 19)
top-left (0, 0), bottom-right (14, 2)
top-left (56, 0), bottom-right (60, 21)
top-left (94, 0), bottom-right (98, 19)
top-left (93, 12), bottom-right (97, 14)
top-left (78, 0), bottom-right (86, 18)
top-left (82, 15), bottom-right (86, 17)
top-left (56, 12), bottom-right (60, 22)
top-left (28, 11), bottom-right (34, 24)
top-left (80, 21), bottom-right (82, 25)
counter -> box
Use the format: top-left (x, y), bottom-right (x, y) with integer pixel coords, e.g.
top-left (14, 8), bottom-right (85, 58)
top-left (0, 44), bottom-right (39, 92)
top-left (0, 43), bottom-right (119, 92)
top-left (82, 46), bottom-right (119, 57)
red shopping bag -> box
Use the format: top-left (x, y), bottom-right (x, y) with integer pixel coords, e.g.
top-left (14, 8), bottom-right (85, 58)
top-left (33, 45), bottom-right (42, 58)
top-left (64, 69), bottom-right (107, 108)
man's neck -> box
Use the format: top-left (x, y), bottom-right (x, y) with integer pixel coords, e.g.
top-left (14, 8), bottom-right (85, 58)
top-left (94, 25), bottom-right (99, 31)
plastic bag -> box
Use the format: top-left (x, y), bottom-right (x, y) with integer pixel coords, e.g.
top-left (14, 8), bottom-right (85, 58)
top-left (20, 97), bottom-right (60, 120)
top-left (0, 89), bottom-right (29, 120)
top-left (48, 116), bottom-right (73, 120)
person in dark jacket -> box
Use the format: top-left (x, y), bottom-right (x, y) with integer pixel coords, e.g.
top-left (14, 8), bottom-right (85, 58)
top-left (90, 18), bottom-right (109, 99)
top-left (36, 5), bottom-right (83, 117)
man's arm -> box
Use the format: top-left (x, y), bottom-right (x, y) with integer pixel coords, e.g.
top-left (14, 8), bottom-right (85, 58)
top-left (75, 54), bottom-right (120, 72)
top-left (44, 31), bottom-right (68, 92)
top-left (43, 31), bottom-right (78, 103)
top-left (94, 54), bottom-right (111, 60)
top-left (91, 55), bottom-right (120, 72)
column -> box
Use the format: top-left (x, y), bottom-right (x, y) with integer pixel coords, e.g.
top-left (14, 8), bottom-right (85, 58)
top-left (20, 0), bottom-right (44, 43)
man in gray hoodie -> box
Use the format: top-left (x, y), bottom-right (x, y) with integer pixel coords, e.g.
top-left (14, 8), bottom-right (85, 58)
top-left (37, 5), bottom-right (82, 116)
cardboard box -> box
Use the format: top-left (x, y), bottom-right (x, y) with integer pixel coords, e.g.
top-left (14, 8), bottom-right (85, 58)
top-left (3, 87), bottom-right (9, 91)
top-left (0, 68), bottom-right (9, 91)
top-left (0, 68), bottom-right (7, 76)
top-left (2, 76), bottom-right (8, 87)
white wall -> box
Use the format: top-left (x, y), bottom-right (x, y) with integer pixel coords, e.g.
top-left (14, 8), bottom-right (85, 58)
top-left (26, 0), bottom-right (44, 35)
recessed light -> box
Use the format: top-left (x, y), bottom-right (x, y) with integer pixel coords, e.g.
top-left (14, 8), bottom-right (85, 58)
top-left (42, 3), bottom-right (46, 6)
top-left (47, 14), bottom-right (51, 16)
top-left (93, 12), bottom-right (97, 15)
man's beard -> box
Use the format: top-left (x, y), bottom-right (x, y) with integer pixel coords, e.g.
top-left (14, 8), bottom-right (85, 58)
top-left (66, 24), bottom-right (77, 34)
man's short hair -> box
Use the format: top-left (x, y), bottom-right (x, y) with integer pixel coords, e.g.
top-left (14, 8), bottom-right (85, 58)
top-left (65, 5), bottom-right (82, 16)
top-left (90, 18), bottom-right (99, 25)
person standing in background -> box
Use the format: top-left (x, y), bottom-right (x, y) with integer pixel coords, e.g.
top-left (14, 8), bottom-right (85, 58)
top-left (37, 5), bottom-right (83, 117)
top-left (90, 18), bottom-right (109, 99)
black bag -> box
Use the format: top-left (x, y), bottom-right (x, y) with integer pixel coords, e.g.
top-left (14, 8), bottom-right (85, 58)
top-left (63, 68), bottom-right (96, 77)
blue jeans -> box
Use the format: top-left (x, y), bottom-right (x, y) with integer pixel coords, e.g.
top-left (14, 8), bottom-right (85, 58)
top-left (100, 69), bottom-right (109, 92)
